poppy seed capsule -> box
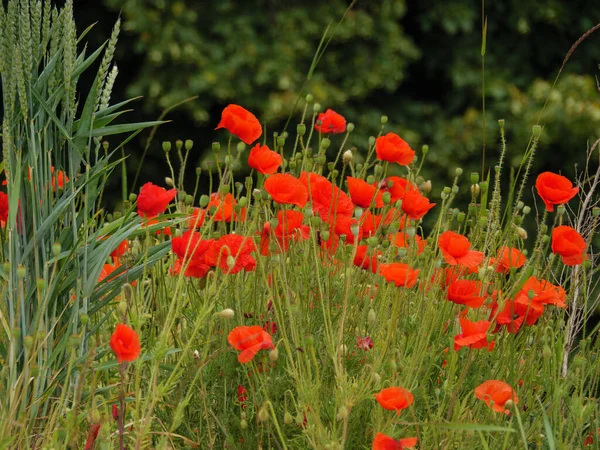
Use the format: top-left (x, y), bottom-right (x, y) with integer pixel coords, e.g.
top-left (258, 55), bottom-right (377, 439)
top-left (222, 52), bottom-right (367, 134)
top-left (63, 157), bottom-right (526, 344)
top-left (347, 123), bottom-right (355, 132)
top-left (162, 141), bottom-right (171, 152)
top-left (471, 172), bottom-right (480, 184)
top-left (320, 138), bottom-right (331, 150)
top-left (297, 124), bottom-right (306, 136)
top-left (313, 103), bottom-right (321, 113)
top-left (343, 150), bottom-right (353, 165)
top-left (258, 406), bottom-right (269, 422)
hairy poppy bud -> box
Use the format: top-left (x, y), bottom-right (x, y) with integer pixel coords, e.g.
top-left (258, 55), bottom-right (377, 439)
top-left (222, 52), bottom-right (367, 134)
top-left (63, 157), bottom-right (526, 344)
top-left (455, 168), bottom-right (463, 177)
top-left (313, 103), bottom-right (321, 113)
top-left (284, 411), bottom-right (293, 424)
top-left (457, 212), bottom-right (466, 223)
top-left (212, 142), bottom-right (220, 152)
top-left (269, 348), bottom-right (279, 362)
top-left (516, 227), bottom-right (528, 239)
top-left (258, 405), bottom-right (269, 422)
top-left (165, 177), bottom-right (175, 188)
top-left (320, 138), bottom-right (331, 151)
top-left (422, 145), bottom-right (429, 156)
top-left (422, 180), bottom-right (432, 193)
top-left (346, 123), bottom-right (355, 133)
top-left (368, 308), bottom-right (376, 324)
top-left (380, 115), bottom-right (388, 125)
top-left (343, 150), bottom-right (353, 165)
top-left (218, 308), bottom-right (235, 319)
top-left (523, 206), bottom-right (531, 215)
top-left (543, 345), bottom-right (552, 359)
top-left (305, 94), bottom-right (313, 103)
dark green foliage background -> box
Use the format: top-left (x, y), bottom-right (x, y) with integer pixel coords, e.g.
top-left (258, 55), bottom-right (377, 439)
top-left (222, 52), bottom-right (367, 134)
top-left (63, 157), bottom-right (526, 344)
top-left (75, 0), bottom-right (600, 201)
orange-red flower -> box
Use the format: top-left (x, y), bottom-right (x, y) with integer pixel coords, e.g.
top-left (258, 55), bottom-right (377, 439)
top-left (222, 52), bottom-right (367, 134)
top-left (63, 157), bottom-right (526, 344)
top-left (207, 192), bottom-right (246, 222)
top-left (375, 133), bottom-right (415, 165)
top-left (347, 176), bottom-right (382, 208)
top-left (110, 239), bottom-right (129, 261)
top-left (216, 104), bottom-right (262, 145)
top-left (401, 189), bottom-right (435, 220)
top-left (0, 191), bottom-right (8, 223)
top-left (227, 325), bottom-right (274, 363)
top-left (354, 245), bottom-right (381, 273)
top-left (372, 433), bottom-right (417, 450)
top-left (205, 234), bottom-right (256, 274)
top-left (379, 263), bottom-right (419, 288)
top-left (301, 171), bottom-right (354, 220)
top-left (438, 231), bottom-right (484, 268)
top-left (188, 207), bottom-right (207, 229)
top-left (360, 210), bottom-right (383, 237)
top-left (137, 182), bottom-right (177, 218)
top-left (260, 210), bottom-right (310, 255)
top-left (474, 380), bottom-right (518, 414)
top-left (520, 276), bottom-right (566, 308)
top-left (535, 172), bottom-right (578, 212)
top-left (551, 225), bottom-right (587, 266)
top-left (171, 230), bottom-right (215, 278)
top-left (110, 323), bottom-right (141, 363)
top-left (315, 108), bottom-right (346, 134)
top-left (447, 279), bottom-right (486, 308)
top-left (379, 176), bottom-right (415, 203)
top-left (389, 232), bottom-right (426, 255)
top-left (248, 144), bottom-right (282, 174)
top-left (494, 247), bottom-right (526, 273)
top-left (264, 173), bottom-right (309, 208)
top-left (453, 318), bottom-right (494, 351)
top-left (374, 387), bottom-right (414, 413)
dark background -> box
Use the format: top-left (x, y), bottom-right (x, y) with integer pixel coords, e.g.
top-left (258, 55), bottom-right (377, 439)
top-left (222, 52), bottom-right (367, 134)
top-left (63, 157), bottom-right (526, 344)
top-left (73, 0), bottom-right (600, 208)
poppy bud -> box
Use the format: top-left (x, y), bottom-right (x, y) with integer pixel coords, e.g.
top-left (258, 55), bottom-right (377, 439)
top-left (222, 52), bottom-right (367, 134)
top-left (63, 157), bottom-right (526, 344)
top-left (343, 150), bottom-right (353, 165)
top-left (236, 142), bottom-right (246, 154)
top-left (320, 138), bottom-right (331, 151)
top-left (542, 235), bottom-right (550, 244)
top-left (295, 412), bottom-right (305, 425)
top-left (269, 347), bottom-right (279, 361)
top-left (118, 300), bottom-right (127, 316)
top-left (17, 265), bottom-right (26, 279)
top-left (372, 372), bottom-right (381, 384)
top-left (470, 172), bottom-right (479, 184)
top-left (514, 216), bottom-right (522, 225)
top-left (455, 168), bottom-right (463, 177)
top-left (389, 360), bottom-right (397, 372)
top-left (284, 411), bottom-right (293, 424)
top-left (338, 344), bottom-right (348, 357)
top-left (443, 186), bottom-right (451, 195)
top-left (310, 216), bottom-right (321, 227)
top-left (165, 177), bottom-right (175, 188)
top-left (162, 141), bottom-right (172, 152)
top-left (397, 248), bottom-right (407, 258)
top-left (313, 103), bottom-right (321, 113)
top-left (369, 136), bottom-right (376, 147)
top-left (532, 125), bottom-right (542, 139)
top-left (240, 419), bottom-right (248, 429)
top-left (523, 206), bottom-right (531, 215)
top-left (543, 345), bottom-right (552, 359)
top-left (218, 308), bottom-right (235, 319)
top-left (316, 155), bottom-right (326, 166)
top-left (193, 350), bottom-right (200, 359)
top-left (212, 142), bottom-right (220, 152)
top-left (23, 335), bottom-right (33, 349)
top-left (479, 181), bottom-right (488, 195)
top-left (36, 278), bottom-right (45, 291)
top-left (350, 224), bottom-right (360, 237)
top-left (457, 212), bottom-right (466, 223)
top-left (347, 123), bottom-right (355, 132)
top-left (382, 192), bottom-right (391, 205)
top-left (451, 186), bottom-right (459, 194)
top-left (226, 255), bottom-right (236, 270)
top-left (305, 94), bottom-right (313, 103)
top-left (321, 231), bottom-right (330, 242)
top-left (176, 140), bottom-right (184, 151)
top-left (327, 162), bottom-right (335, 172)
top-left (504, 399), bottom-right (515, 410)
top-left (297, 124), bottom-right (306, 137)
top-left (367, 236), bottom-right (379, 247)
top-left (498, 119), bottom-right (505, 129)
top-left (421, 180), bottom-right (432, 193)
top-left (368, 308), bottom-right (376, 324)
top-left (331, 170), bottom-right (339, 179)
top-left (516, 227), bottom-right (528, 239)
top-left (336, 406), bottom-right (349, 420)
top-left (80, 313), bottom-right (89, 325)
top-left (52, 243), bottom-right (61, 257)
top-left (366, 175), bottom-right (375, 184)
top-left (478, 217), bottom-right (488, 229)
top-left (258, 405), bottom-right (269, 422)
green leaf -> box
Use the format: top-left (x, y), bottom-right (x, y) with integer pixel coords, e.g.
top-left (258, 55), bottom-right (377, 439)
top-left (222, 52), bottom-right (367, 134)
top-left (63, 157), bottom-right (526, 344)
top-left (88, 120), bottom-right (169, 138)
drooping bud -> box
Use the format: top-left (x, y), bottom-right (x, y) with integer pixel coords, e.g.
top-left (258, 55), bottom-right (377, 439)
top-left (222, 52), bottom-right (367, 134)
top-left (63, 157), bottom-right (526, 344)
top-left (343, 150), bottom-right (353, 165)
top-left (218, 309), bottom-right (235, 319)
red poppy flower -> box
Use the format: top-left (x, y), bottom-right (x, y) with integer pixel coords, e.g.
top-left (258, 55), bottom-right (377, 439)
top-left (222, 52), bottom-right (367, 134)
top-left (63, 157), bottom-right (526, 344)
top-left (357, 335), bottom-right (374, 351)
top-left (137, 182), bottom-right (177, 218)
top-left (354, 245), bottom-right (380, 273)
top-left (347, 176), bottom-right (381, 208)
top-left (379, 263), bottom-right (419, 288)
top-left (216, 104), bottom-right (262, 145)
top-left (520, 276), bottom-right (566, 308)
top-left (372, 433), bottom-right (418, 450)
top-left (453, 318), bottom-right (494, 351)
top-left (331, 214), bottom-right (362, 244)
top-left (513, 292), bottom-right (545, 326)
top-left (110, 323), bottom-right (141, 363)
top-left (0, 191), bottom-right (7, 223)
top-left (494, 247), bottom-right (526, 273)
top-left (360, 210), bottom-right (383, 237)
top-left (237, 385), bottom-right (248, 409)
top-left (98, 263), bottom-right (120, 283)
top-left (315, 109), bottom-right (346, 134)
top-left (401, 189), bottom-right (435, 220)
top-left (261, 210), bottom-right (310, 255)
top-left (84, 423), bottom-right (102, 450)
top-left (375, 133), bottom-right (415, 165)
top-left (227, 325), bottom-right (274, 363)
top-left (474, 380), bottom-right (518, 414)
top-left (389, 232), bottom-right (426, 255)
top-left (494, 300), bottom-right (526, 333)
top-left (379, 176), bottom-right (415, 202)
top-left (110, 239), bottom-right (129, 260)
top-left (438, 231), bottom-right (484, 268)
top-left (205, 234), bottom-right (256, 274)
top-left (551, 225), bottom-right (587, 266)
top-left (264, 173), bottom-right (309, 208)
top-left (374, 386), bottom-right (414, 413)
top-left (535, 172), bottom-right (578, 212)
top-left (171, 230), bottom-right (214, 278)
top-left (207, 192), bottom-right (246, 222)
top-left (447, 279), bottom-right (486, 308)
top-left (188, 207), bottom-right (206, 229)
top-left (248, 144), bottom-right (282, 174)
top-left (300, 171), bottom-right (354, 220)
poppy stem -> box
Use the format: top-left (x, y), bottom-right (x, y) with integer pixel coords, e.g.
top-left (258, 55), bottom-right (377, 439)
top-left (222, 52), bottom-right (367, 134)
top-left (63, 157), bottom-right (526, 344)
top-left (118, 361), bottom-right (127, 450)
top-left (445, 349), bottom-right (474, 421)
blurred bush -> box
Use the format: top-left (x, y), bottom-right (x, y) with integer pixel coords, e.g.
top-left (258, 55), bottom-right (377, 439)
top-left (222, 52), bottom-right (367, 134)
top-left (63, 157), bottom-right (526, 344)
top-left (81, 0), bottom-right (600, 196)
